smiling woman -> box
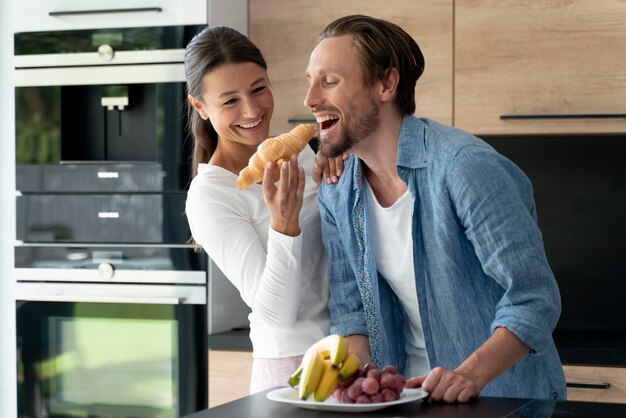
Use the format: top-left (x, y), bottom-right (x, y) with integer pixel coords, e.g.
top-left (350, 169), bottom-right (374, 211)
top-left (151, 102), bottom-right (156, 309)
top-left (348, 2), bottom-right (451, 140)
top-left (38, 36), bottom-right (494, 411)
top-left (183, 26), bottom-right (332, 394)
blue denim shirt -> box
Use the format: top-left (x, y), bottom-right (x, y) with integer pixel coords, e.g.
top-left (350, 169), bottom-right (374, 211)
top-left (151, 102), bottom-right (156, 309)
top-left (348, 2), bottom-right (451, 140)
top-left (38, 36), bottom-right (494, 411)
top-left (318, 115), bottom-right (566, 400)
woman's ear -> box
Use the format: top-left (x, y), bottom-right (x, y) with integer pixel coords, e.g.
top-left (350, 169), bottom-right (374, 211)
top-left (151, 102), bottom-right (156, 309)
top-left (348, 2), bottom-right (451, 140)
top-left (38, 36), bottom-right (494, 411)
top-left (188, 94), bottom-right (208, 120)
top-left (379, 68), bottom-right (399, 103)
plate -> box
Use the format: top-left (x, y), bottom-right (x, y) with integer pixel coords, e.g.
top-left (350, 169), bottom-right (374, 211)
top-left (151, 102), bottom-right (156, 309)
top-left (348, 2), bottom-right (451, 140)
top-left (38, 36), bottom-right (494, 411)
top-left (266, 386), bottom-right (428, 413)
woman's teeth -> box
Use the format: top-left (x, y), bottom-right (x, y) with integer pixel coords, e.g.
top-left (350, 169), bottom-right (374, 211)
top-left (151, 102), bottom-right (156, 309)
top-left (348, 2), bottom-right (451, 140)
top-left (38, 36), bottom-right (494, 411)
top-left (239, 118), bottom-right (262, 129)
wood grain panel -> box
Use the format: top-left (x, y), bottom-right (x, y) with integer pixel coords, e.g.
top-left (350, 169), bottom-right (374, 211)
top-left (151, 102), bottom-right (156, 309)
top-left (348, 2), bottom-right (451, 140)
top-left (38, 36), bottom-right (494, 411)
top-left (455, 0), bottom-right (626, 135)
top-left (208, 350), bottom-right (253, 408)
top-left (250, 0), bottom-right (453, 136)
top-left (564, 365), bottom-right (626, 404)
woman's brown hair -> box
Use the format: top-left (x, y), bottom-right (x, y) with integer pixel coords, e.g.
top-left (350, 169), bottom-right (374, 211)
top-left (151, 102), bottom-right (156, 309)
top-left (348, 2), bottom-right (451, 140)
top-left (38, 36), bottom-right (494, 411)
top-left (184, 26), bottom-right (267, 177)
top-left (318, 15), bottom-right (425, 115)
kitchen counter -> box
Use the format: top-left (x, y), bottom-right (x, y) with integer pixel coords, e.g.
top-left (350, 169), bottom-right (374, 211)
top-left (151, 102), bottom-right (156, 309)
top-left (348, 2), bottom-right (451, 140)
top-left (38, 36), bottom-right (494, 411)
top-left (184, 389), bottom-right (626, 418)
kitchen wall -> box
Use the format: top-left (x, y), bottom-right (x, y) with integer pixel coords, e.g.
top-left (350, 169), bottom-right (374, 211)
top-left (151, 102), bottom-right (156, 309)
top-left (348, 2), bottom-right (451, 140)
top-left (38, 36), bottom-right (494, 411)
top-left (0, 0), bottom-right (17, 417)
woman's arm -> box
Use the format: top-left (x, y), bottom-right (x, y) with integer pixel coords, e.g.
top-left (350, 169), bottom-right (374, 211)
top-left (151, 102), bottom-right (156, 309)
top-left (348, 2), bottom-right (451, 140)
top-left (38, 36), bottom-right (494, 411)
top-left (186, 160), bottom-right (306, 329)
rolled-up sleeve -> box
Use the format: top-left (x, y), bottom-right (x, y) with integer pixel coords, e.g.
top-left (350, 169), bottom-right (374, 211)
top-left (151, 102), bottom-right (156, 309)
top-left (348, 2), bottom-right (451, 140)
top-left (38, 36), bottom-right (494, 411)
top-left (446, 145), bottom-right (561, 353)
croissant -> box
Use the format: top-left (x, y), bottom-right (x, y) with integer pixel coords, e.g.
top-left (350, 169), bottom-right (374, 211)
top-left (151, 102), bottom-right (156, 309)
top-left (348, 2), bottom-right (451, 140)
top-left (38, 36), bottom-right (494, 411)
top-left (236, 124), bottom-right (317, 190)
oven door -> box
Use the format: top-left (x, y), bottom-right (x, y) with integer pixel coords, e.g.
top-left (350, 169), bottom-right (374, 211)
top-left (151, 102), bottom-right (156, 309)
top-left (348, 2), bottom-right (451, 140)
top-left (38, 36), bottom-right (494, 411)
top-left (16, 281), bottom-right (207, 418)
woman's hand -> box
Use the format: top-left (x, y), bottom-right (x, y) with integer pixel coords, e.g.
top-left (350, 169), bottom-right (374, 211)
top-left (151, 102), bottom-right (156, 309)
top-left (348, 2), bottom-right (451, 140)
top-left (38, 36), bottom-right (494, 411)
top-left (262, 154), bottom-right (305, 237)
top-left (312, 153), bottom-right (349, 186)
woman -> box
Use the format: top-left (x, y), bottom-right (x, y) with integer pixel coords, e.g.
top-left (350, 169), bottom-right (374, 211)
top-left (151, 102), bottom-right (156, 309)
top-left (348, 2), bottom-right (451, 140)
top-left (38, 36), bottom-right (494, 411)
top-left (184, 26), bottom-right (334, 393)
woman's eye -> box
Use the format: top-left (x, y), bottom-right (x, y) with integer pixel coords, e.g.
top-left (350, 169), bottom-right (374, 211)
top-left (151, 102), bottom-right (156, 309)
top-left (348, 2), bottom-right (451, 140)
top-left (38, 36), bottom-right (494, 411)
top-left (222, 98), bottom-right (237, 106)
top-left (252, 86), bottom-right (267, 94)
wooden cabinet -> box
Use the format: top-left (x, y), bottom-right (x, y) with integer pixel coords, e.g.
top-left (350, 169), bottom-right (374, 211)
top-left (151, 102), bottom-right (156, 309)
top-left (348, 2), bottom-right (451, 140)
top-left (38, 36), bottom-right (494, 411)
top-left (208, 350), bottom-right (253, 408)
top-left (563, 365), bottom-right (626, 404)
top-left (250, 0), bottom-right (453, 136)
top-left (455, 0), bottom-right (626, 135)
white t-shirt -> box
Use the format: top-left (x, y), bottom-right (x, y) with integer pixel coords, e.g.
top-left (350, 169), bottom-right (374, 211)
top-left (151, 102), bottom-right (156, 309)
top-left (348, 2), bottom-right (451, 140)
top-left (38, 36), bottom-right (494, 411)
top-left (364, 179), bottom-right (429, 376)
top-left (185, 147), bottom-right (330, 358)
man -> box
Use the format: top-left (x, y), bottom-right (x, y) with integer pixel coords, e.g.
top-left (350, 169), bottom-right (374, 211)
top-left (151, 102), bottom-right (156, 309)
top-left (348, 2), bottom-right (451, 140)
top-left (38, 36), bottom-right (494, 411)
top-left (305, 15), bottom-right (566, 403)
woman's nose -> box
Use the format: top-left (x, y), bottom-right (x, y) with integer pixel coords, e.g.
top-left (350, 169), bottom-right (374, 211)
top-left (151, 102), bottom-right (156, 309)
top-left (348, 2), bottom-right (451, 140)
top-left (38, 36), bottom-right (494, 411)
top-left (242, 98), bottom-right (261, 117)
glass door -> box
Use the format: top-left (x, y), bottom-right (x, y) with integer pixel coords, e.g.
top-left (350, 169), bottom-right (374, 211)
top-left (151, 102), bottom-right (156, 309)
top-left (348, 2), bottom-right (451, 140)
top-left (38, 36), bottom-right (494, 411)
top-left (17, 300), bottom-right (207, 418)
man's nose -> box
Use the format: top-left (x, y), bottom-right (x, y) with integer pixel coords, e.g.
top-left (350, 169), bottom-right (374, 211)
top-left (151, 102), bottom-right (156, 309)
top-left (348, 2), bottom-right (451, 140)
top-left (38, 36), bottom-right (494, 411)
top-left (303, 83), bottom-right (319, 110)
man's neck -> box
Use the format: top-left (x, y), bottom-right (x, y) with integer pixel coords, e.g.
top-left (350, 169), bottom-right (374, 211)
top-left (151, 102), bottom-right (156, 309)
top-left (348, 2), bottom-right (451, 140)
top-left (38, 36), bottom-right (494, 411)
top-left (354, 111), bottom-right (407, 207)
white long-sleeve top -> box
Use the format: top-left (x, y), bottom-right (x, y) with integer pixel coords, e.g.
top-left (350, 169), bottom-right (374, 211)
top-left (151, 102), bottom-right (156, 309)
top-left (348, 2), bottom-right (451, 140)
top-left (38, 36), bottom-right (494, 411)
top-left (185, 147), bottom-right (330, 358)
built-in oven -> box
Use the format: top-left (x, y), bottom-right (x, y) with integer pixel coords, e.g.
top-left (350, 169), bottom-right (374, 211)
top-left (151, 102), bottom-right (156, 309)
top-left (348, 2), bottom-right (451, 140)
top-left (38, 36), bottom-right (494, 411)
top-left (13, 16), bottom-right (210, 418)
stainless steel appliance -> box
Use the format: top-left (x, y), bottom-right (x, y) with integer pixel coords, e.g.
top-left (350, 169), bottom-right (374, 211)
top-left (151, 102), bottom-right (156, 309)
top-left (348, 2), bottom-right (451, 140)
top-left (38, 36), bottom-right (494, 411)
top-left (13, 15), bottom-right (212, 418)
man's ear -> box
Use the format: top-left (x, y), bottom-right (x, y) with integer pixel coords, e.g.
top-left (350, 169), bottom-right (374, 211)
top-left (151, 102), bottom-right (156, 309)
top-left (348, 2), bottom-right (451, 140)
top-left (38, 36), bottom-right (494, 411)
top-left (379, 68), bottom-right (399, 104)
top-left (188, 94), bottom-right (208, 120)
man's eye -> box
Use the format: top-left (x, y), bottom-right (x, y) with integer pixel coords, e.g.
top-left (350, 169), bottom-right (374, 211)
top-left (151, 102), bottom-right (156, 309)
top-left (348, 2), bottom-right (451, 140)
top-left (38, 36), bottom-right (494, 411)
top-left (324, 79), bottom-right (338, 86)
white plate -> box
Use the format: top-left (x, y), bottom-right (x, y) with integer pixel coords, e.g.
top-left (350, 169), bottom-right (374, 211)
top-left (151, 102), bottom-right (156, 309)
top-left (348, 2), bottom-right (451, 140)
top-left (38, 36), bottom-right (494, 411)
top-left (266, 386), bottom-right (428, 413)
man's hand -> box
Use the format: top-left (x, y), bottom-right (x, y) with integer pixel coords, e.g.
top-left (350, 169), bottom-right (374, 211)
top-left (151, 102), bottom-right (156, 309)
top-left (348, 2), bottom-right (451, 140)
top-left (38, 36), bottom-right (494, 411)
top-left (312, 153), bottom-right (348, 186)
top-left (405, 327), bottom-right (530, 403)
top-left (345, 334), bottom-right (371, 366)
top-left (405, 367), bottom-right (481, 403)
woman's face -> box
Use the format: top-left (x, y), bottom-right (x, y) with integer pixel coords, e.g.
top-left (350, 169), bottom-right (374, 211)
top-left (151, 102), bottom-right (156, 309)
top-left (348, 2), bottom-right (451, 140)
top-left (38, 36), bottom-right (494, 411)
top-left (192, 61), bottom-right (274, 148)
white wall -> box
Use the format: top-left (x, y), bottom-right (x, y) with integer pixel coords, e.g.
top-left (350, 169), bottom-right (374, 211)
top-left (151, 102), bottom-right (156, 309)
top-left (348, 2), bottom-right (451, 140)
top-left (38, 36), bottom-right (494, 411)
top-left (0, 0), bottom-right (17, 416)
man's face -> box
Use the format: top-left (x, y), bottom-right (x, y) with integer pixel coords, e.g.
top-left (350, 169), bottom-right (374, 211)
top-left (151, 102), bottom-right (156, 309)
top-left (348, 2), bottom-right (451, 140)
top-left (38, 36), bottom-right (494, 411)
top-left (304, 35), bottom-right (380, 158)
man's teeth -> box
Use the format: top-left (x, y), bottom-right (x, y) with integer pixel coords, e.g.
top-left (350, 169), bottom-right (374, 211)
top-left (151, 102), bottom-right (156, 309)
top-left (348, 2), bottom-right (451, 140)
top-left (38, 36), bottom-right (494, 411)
top-left (316, 115), bottom-right (339, 123)
top-left (239, 118), bottom-right (262, 129)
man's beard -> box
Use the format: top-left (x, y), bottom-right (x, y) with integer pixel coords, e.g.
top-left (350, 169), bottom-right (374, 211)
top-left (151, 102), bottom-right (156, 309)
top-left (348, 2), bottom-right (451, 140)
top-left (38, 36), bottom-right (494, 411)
top-left (319, 96), bottom-right (380, 158)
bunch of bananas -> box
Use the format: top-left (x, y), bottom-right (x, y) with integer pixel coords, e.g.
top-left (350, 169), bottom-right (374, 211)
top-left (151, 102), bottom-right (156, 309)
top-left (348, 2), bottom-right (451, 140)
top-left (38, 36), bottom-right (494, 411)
top-left (288, 334), bottom-right (361, 401)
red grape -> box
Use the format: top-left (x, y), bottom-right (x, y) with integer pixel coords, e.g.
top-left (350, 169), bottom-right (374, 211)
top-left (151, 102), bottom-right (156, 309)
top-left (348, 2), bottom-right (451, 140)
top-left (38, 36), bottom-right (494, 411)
top-left (382, 365), bottom-right (398, 375)
top-left (361, 377), bottom-right (380, 395)
top-left (381, 388), bottom-right (399, 402)
top-left (333, 388), bottom-right (344, 402)
top-left (380, 372), bottom-right (395, 389)
top-left (346, 379), bottom-right (364, 400)
top-left (356, 395), bottom-right (371, 404)
top-left (333, 364), bottom-right (407, 404)
top-left (370, 392), bottom-right (384, 403)
top-left (366, 368), bottom-right (382, 380)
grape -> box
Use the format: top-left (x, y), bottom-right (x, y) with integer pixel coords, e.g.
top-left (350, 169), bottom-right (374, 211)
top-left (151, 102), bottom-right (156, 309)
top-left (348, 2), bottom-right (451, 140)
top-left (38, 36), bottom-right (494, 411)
top-left (370, 392), bottom-right (384, 403)
top-left (333, 388), bottom-right (345, 402)
top-left (346, 379), bottom-right (364, 400)
top-left (334, 364), bottom-right (408, 404)
top-left (393, 374), bottom-right (406, 394)
top-left (366, 368), bottom-right (382, 380)
top-left (382, 365), bottom-right (398, 375)
top-left (341, 390), bottom-right (355, 404)
top-left (339, 375), bottom-right (355, 388)
top-left (380, 372), bottom-right (396, 389)
top-left (356, 395), bottom-right (371, 404)
top-left (363, 362), bottom-right (379, 374)
top-left (361, 377), bottom-right (380, 395)
top-left (381, 388), bottom-right (399, 402)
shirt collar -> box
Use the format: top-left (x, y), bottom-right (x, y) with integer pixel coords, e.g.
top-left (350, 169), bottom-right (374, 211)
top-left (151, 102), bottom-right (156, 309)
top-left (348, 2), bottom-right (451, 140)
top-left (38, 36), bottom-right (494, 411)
top-left (351, 114), bottom-right (429, 189)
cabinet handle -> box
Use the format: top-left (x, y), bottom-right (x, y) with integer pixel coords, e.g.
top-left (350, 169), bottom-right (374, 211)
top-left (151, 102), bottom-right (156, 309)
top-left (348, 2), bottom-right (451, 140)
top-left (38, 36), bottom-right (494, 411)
top-left (288, 118), bottom-right (317, 124)
top-left (49, 7), bottom-right (162, 17)
top-left (500, 113), bottom-right (626, 120)
top-left (566, 381), bottom-right (611, 390)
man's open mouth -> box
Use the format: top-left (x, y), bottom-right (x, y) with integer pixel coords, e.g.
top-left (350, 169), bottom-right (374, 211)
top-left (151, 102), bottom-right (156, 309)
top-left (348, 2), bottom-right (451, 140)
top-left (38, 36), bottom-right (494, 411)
top-left (317, 115), bottom-right (339, 131)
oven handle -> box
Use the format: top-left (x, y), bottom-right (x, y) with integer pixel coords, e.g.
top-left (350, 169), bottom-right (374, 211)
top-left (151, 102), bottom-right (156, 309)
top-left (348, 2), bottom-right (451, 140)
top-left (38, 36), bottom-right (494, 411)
top-left (23, 294), bottom-right (185, 304)
top-left (49, 7), bottom-right (162, 17)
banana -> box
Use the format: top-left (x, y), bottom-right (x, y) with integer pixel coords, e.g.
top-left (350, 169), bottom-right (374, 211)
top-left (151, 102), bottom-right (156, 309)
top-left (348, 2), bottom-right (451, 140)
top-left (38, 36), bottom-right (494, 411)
top-left (310, 334), bottom-right (349, 368)
top-left (337, 351), bottom-right (361, 380)
top-left (298, 348), bottom-right (325, 400)
top-left (288, 364), bottom-right (302, 388)
top-left (313, 359), bottom-right (340, 402)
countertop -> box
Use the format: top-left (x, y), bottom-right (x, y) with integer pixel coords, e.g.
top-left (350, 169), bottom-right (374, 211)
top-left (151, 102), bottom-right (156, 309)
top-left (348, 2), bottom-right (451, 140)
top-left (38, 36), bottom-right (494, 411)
top-left (184, 389), bottom-right (626, 418)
